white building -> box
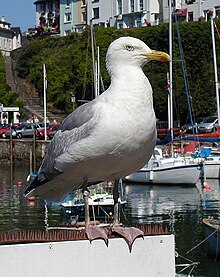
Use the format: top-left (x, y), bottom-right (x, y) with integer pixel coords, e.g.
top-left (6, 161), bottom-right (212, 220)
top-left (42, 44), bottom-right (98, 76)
top-left (60, 0), bottom-right (87, 35)
top-left (161, 0), bottom-right (220, 23)
top-left (86, 0), bottom-right (160, 29)
top-left (51, 0), bottom-right (160, 34)
top-left (0, 16), bottom-right (22, 56)
top-left (87, 0), bottom-right (114, 27)
top-left (33, 0), bottom-right (220, 37)
top-left (34, 0), bottom-right (60, 35)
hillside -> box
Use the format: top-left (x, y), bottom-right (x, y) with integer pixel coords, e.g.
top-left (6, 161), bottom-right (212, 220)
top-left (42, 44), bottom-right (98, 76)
top-left (14, 20), bottom-right (220, 124)
top-left (0, 54), bottom-right (22, 109)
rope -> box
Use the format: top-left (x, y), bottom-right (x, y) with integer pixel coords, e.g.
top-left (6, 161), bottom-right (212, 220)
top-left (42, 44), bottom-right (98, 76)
top-left (176, 252), bottom-right (199, 275)
top-left (44, 201), bottom-right (49, 231)
top-left (186, 228), bottom-right (218, 255)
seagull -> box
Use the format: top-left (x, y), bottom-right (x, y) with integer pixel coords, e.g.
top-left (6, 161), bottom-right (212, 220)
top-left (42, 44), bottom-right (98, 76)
top-left (25, 36), bottom-right (170, 249)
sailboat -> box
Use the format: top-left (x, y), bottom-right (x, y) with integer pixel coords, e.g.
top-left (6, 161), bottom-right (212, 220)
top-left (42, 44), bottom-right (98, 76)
top-left (124, 2), bottom-right (202, 185)
top-left (183, 10), bottom-right (220, 179)
top-left (124, 147), bottom-right (201, 185)
top-left (199, 11), bottom-right (220, 179)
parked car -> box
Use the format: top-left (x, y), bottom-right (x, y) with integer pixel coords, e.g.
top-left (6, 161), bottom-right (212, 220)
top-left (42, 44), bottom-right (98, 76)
top-left (3, 122), bottom-right (49, 139)
top-left (0, 124), bottom-right (20, 137)
top-left (0, 125), bottom-right (10, 137)
top-left (197, 116), bottom-right (218, 133)
top-left (156, 120), bottom-right (180, 139)
top-left (47, 129), bottom-right (59, 140)
top-left (36, 123), bottom-right (60, 140)
top-left (181, 117), bottom-right (203, 134)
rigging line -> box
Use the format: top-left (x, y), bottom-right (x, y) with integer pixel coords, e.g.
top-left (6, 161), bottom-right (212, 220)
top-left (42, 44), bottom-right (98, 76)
top-left (177, 252), bottom-right (196, 264)
top-left (186, 228), bottom-right (218, 255)
top-left (89, 25), bottom-right (105, 93)
top-left (174, 8), bottom-right (196, 146)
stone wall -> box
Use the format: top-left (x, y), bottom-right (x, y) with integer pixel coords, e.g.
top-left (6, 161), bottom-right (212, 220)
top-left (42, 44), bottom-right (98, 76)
top-left (0, 139), bottom-right (50, 163)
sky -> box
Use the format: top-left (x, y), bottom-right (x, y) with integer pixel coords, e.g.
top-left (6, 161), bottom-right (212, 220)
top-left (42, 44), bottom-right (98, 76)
top-left (1, 0), bottom-right (36, 32)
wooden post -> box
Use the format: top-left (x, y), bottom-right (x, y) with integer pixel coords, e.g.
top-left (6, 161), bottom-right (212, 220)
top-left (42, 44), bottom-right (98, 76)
top-left (33, 128), bottom-right (36, 173)
top-left (9, 124), bottom-right (13, 164)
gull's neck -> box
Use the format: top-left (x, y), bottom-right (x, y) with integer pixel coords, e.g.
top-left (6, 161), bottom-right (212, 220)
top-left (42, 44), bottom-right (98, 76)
top-left (109, 64), bottom-right (151, 94)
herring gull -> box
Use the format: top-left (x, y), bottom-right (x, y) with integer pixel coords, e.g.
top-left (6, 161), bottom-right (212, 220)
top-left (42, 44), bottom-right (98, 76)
top-left (25, 36), bottom-right (170, 248)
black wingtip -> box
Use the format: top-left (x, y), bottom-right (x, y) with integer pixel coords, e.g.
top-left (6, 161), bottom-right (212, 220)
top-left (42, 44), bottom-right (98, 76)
top-left (24, 174), bottom-right (47, 197)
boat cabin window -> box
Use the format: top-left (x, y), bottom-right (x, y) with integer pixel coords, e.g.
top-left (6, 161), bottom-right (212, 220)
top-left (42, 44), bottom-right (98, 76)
top-left (154, 149), bottom-right (160, 156)
top-left (152, 162), bottom-right (159, 167)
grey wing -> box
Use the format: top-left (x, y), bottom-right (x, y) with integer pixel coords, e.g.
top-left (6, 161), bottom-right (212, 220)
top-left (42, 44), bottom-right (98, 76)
top-left (38, 99), bottom-right (100, 176)
top-left (60, 99), bottom-right (98, 131)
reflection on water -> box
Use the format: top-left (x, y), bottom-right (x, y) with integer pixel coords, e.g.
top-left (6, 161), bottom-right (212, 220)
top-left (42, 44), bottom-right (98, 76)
top-left (0, 163), bottom-right (61, 232)
top-left (124, 181), bottom-right (220, 276)
top-left (0, 163), bottom-right (220, 276)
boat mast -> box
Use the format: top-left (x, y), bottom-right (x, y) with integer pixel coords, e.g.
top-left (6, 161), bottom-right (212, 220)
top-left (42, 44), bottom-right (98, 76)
top-left (90, 20), bottom-right (96, 98)
top-left (210, 11), bottom-right (220, 128)
top-left (169, 0), bottom-right (174, 157)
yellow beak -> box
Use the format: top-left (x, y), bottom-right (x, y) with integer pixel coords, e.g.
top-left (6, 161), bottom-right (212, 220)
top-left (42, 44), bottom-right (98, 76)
top-left (143, 50), bottom-right (171, 62)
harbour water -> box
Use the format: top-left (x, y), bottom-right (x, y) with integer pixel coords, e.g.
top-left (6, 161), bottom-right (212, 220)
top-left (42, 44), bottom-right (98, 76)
top-left (0, 163), bottom-right (220, 276)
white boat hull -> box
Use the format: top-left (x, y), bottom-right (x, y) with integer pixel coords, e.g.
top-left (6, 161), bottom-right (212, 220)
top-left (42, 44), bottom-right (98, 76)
top-left (125, 164), bottom-right (201, 185)
top-left (203, 161), bottom-right (220, 179)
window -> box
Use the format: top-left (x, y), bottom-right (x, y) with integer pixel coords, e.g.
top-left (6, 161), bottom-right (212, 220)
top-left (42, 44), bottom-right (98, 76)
top-left (64, 30), bottom-right (71, 36)
top-left (185, 0), bottom-right (195, 4)
top-left (188, 12), bottom-right (193, 21)
top-left (48, 2), bottom-right (53, 11)
top-left (55, 1), bottom-right (59, 10)
top-left (215, 6), bottom-right (220, 17)
top-left (139, 0), bottom-right (143, 11)
top-left (117, 20), bottom-right (123, 29)
top-left (64, 13), bottom-right (72, 22)
top-left (117, 0), bottom-right (122, 14)
top-left (40, 4), bottom-right (46, 12)
top-left (130, 0), bottom-right (134, 12)
top-left (93, 8), bottom-right (99, 19)
top-left (136, 15), bottom-right (142, 27)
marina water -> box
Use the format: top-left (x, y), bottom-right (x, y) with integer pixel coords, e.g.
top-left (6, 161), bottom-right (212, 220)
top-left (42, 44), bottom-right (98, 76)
top-left (0, 163), bottom-right (219, 276)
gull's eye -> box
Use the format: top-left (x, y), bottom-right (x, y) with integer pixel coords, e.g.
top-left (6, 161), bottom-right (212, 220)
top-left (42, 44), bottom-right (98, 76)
top-left (126, 45), bottom-right (134, 51)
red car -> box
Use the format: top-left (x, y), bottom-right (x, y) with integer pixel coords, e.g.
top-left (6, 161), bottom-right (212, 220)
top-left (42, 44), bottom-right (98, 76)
top-left (0, 124), bottom-right (20, 137)
top-left (36, 123), bottom-right (60, 140)
top-left (156, 120), bottom-right (181, 139)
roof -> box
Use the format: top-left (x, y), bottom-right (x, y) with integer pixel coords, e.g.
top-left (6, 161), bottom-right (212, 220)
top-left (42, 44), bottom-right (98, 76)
top-left (0, 27), bottom-right (14, 35)
top-left (34, 0), bottom-right (47, 4)
top-left (0, 20), bottom-right (11, 26)
top-left (11, 27), bottom-right (21, 35)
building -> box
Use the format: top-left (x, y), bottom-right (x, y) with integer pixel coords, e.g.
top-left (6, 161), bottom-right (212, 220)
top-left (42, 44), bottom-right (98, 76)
top-left (0, 16), bottom-right (22, 56)
top-left (161, 0), bottom-right (220, 23)
top-left (34, 0), bottom-right (160, 36)
top-left (34, 0), bottom-right (60, 35)
top-left (33, 0), bottom-right (220, 37)
top-left (112, 0), bottom-right (160, 29)
top-left (86, 0), bottom-right (160, 29)
top-left (60, 0), bottom-right (87, 35)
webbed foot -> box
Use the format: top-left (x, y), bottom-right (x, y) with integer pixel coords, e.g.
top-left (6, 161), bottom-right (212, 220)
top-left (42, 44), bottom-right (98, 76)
top-left (112, 226), bottom-right (144, 252)
top-left (85, 225), bottom-right (108, 246)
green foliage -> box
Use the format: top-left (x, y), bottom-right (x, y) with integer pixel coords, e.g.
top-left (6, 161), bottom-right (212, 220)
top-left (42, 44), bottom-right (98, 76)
top-left (15, 20), bottom-right (220, 123)
top-left (0, 53), bottom-right (22, 108)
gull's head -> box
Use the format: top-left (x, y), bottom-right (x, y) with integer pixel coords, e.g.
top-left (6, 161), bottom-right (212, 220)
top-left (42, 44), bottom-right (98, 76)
top-left (106, 36), bottom-right (170, 74)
